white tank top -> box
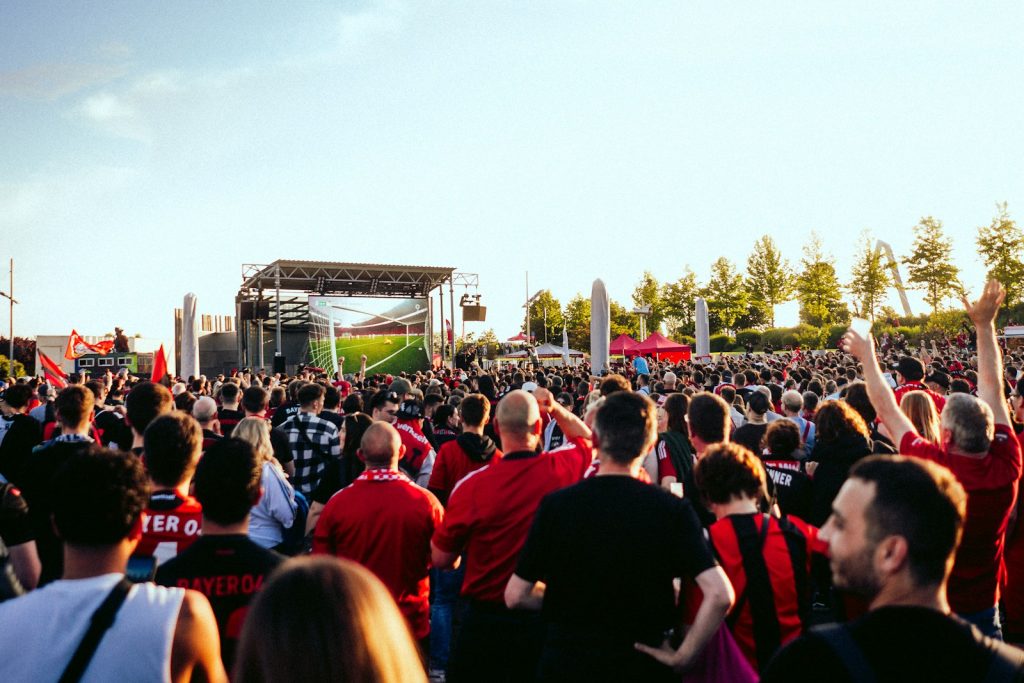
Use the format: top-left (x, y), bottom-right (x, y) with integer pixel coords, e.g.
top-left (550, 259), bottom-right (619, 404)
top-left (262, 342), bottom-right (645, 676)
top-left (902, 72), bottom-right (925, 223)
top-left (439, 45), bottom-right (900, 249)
top-left (0, 573), bottom-right (185, 682)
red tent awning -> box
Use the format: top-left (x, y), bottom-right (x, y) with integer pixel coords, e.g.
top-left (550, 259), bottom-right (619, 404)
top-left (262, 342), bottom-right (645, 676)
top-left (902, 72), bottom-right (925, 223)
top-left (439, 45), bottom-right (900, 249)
top-left (609, 334), bottom-right (639, 354)
top-left (506, 333), bottom-right (533, 342)
top-left (634, 332), bottom-right (691, 361)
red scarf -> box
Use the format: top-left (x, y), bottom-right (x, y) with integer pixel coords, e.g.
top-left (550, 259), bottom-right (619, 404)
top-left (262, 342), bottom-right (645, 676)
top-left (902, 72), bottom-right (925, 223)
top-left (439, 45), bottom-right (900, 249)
top-left (355, 469), bottom-right (408, 483)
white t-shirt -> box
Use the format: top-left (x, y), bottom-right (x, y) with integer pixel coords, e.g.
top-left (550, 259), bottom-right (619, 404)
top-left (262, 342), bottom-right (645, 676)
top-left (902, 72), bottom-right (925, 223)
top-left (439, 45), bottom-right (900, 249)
top-left (0, 573), bottom-right (184, 682)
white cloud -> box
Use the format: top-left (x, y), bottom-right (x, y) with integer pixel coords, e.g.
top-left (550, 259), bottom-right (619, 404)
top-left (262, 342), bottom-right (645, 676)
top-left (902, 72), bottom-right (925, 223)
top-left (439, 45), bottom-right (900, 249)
top-left (337, 0), bottom-right (407, 53)
top-left (0, 62), bottom-right (128, 101)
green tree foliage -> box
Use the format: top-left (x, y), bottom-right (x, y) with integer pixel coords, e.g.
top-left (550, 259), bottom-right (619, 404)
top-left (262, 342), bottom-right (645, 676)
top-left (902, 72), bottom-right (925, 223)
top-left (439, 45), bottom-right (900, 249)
top-left (661, 268), bottom-right (699, 338)
top-left (562, 294), bottom-right (591, 350)
top-left (609, 300), bottom-right (639, 339)
top-left (848, 231), bottom-right (891, 322)
top-left (701, 257), bottom-right (748, 335)
top-left (0, 355), bottom-right (25, 379)
top-left (631, 271), bottom-right (666, 332)
top-left (902, 216), bottom-right (962, 313)
top-left (745, 235), bottom-right (794, 327)
top-left (795, 232), bottom-right (845, 328)
top-left (477, 328), bottom-right (498, 345)
top-left (976, 202), bottom-right (1024, 306)
top-left (524, 290), bottom-right (563, 344)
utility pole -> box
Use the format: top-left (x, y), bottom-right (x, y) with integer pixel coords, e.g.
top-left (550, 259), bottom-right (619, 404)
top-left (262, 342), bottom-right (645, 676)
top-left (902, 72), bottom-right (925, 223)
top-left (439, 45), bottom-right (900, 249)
top-left (0, 259), bottom-right (18, 371)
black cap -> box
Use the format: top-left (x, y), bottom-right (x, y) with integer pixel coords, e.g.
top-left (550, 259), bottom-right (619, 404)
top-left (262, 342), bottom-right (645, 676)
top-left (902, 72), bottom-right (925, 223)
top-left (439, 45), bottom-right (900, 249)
top-left (926, 372), bottom-right (950, 390)
top-left (396, 399), bottom-right (423, 420)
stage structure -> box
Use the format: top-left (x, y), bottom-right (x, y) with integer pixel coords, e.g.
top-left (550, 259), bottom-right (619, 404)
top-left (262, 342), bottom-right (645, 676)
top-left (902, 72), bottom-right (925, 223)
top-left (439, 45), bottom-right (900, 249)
top-left (237, 261), bottom-right (455, 375)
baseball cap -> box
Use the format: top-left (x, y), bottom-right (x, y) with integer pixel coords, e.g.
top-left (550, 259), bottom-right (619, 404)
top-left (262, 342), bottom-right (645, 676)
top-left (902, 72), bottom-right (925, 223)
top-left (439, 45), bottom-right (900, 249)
top-left (522, 381), bottom-right (538, 392)
top-left (396, 399), bottom-right (423, 420)
top-left (925, 372), bottom-right (951, 391)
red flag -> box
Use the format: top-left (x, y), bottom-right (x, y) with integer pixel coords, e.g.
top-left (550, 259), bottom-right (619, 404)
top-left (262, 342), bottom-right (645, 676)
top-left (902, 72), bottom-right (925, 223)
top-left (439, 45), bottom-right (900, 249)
top-left (151, 344), bottom-right (168, 382)
top-left (37, 350), bottom-right (68, 388)
top-left (64, 329), bottom-right (115, 360)
top-left (445, 319), bottom-right (453, 346)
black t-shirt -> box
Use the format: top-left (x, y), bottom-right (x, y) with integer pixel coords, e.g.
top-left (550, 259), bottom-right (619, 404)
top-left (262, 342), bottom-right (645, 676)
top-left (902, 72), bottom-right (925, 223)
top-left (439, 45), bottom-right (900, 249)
top-left (93, 408), bottom-right (130, 450)
top-left (270, 402), bottom-right (299, 429)
top-left (156, 534), bottom-right (284, 671)
top-left (217, 407), bottom-right (245, 437)
top-left (763, 606), bottom-right (1024, 682)
top-left (18, 440), bottom-right (94, 585)
top-left (0, 414), bottom-right (43, 483)
top-left (763, 458), bottom-right (813, 521)
top-left (0, 482), bottom-right (33, 547)
top-left (733, 422), bottom-right (769, 455)
top-left (516, 475), bottom-right (716, 645)
top-left (269, 425), bottom-right (293, 467)
top-left (317, 410), bottom-right (344, 430)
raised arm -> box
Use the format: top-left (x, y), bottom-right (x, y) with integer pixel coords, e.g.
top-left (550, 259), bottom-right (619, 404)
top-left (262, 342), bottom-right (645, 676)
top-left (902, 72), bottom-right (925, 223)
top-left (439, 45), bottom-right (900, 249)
top-left (534, 387), bottom-right (592, 441)
top-left (963, 279), bottom-right (1011, 426)
top-left (842, 328), bottom-right (916, 448)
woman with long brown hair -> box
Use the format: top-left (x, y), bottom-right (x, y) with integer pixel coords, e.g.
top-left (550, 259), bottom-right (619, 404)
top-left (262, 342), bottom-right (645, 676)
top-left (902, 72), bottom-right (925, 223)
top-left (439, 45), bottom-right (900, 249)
top-left (234, 556), bottom-right (426, 683)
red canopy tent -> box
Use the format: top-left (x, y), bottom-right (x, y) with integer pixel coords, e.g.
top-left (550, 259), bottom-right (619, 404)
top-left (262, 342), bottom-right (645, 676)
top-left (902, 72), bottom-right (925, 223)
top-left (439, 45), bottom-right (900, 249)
top-left (633, 332), bottom-right (691, 362)
top-left (506, 333), bottom-right (534, 343)
top-left (609, 334), bottom-right (639, 355)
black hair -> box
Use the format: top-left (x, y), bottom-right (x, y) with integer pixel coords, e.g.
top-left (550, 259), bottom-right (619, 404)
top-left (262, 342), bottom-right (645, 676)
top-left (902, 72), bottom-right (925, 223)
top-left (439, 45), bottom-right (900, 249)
top-left (194, 438), bottom-right (262, 525)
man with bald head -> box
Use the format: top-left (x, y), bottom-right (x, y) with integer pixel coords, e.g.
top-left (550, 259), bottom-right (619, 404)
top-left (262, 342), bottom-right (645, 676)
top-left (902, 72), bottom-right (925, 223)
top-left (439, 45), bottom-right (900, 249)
top-left (312, 422), bottom-right (444, 656)
top-left (431, 389), bottom-right (593, 682)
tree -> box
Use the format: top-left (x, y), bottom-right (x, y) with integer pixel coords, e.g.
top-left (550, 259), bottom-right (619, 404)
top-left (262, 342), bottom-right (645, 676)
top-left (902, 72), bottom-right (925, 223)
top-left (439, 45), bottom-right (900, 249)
top-left (700, 257), bottom-right (748, 335)
top-left (563, 294), bottom-right (591, 350)
top-left (631, 271), bottom-right (666, 333)
top-left (0, 355), bottom-right (25, 379)
top-left (745, 235), bottom-right (795, 327)
top-left (477, 328), bottom-right (498, 345)
top-left (903, 216), bottom-right (962, 313)
top-left (661, 268), bottom-right (699, 338)
top-left (524, 290), bottom-right (563, 344)
top-left (848, 231), bottom-right (891, 322)
top-left (609, 300), bottom-right (639, 339)
top-left (976, 202), bottom-right (1024, 306)
top-left (795, 232), bottom-right (845, 328)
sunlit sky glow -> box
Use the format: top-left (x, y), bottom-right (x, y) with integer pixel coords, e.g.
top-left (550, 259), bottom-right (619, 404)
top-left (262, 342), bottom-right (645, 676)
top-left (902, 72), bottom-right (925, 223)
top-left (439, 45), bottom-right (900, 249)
top-left (2, 1), bottom-right (1022, 345)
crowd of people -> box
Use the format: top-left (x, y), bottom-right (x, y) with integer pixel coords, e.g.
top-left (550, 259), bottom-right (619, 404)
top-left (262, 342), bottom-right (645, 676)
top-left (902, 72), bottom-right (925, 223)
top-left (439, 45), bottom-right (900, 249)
top-left (1, 280), bottom-right (1024, 681)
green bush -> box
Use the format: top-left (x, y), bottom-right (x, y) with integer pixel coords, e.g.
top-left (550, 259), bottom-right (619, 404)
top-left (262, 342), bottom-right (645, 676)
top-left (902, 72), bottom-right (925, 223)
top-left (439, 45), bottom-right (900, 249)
top-left (673, 334), bottom-right (696, 346)
top-left (709, 334), bottom-right (733, 352)
top-left (793, 324), bottom-right (820, 349)
top-left (735, 329), bottom-right (762, 348)
top-left (826, 325), bottom-right (848, 349)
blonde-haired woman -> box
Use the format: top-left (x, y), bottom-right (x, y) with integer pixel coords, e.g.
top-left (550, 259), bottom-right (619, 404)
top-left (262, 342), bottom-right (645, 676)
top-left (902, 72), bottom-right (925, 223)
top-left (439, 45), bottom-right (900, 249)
top-left (234, 556), bottom-right (426, 683)
top-left (233, 417), bottom-right (297, 550)
top-left (900, 391), bottom-right (942, 444)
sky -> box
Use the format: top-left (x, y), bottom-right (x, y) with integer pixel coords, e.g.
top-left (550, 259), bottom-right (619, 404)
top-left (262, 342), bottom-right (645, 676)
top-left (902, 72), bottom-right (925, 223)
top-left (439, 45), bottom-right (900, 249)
top-left (2, 1), bottom-right (1023, 350)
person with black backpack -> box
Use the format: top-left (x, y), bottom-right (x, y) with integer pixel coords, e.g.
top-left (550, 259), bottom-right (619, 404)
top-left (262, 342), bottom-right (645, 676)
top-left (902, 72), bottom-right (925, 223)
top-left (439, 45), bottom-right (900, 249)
top-left (694, 442), bottom-right (822, 675)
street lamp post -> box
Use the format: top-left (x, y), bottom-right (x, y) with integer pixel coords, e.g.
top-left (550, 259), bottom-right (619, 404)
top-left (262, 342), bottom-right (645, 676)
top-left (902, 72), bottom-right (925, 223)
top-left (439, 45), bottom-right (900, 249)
top-left (0, 259), bottom-right (18, 371)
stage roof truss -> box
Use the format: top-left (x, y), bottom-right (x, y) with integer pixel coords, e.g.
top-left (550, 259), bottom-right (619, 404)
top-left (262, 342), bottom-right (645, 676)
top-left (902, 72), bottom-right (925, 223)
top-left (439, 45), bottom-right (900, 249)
top-left (238, 260), bottom-right (455, 331)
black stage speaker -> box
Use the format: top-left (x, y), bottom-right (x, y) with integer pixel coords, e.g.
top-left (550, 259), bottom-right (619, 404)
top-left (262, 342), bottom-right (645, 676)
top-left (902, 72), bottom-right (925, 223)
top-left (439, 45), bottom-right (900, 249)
top-left (272, 355), bottom-right (286, 374)
top-left (462, 305), bottom-right (487, 322)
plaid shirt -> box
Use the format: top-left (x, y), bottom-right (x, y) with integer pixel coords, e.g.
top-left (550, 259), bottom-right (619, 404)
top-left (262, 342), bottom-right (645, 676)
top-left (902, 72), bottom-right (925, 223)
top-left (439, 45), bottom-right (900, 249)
top-left (282, 412), bottom-right (341, 495)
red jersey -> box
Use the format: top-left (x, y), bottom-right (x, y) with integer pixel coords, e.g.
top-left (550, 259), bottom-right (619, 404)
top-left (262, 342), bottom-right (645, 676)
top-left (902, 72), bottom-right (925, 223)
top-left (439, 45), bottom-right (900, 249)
top-left (136, 490), bottom-right (203, 566)
top-left (431, 438), bottom-right (591, 604)
top-left (312, 469), bottom-right (443, 639)
top-left (428, 438), bottom-right (503, 499)
top-left (707, 514), bottom-right (824, 671)
top-left (395, 419), bottom-right (435, 478)
top-left (901, 424), bottom-right (1022, 613)
top-left (894, 382), bottom-right (947, 414)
